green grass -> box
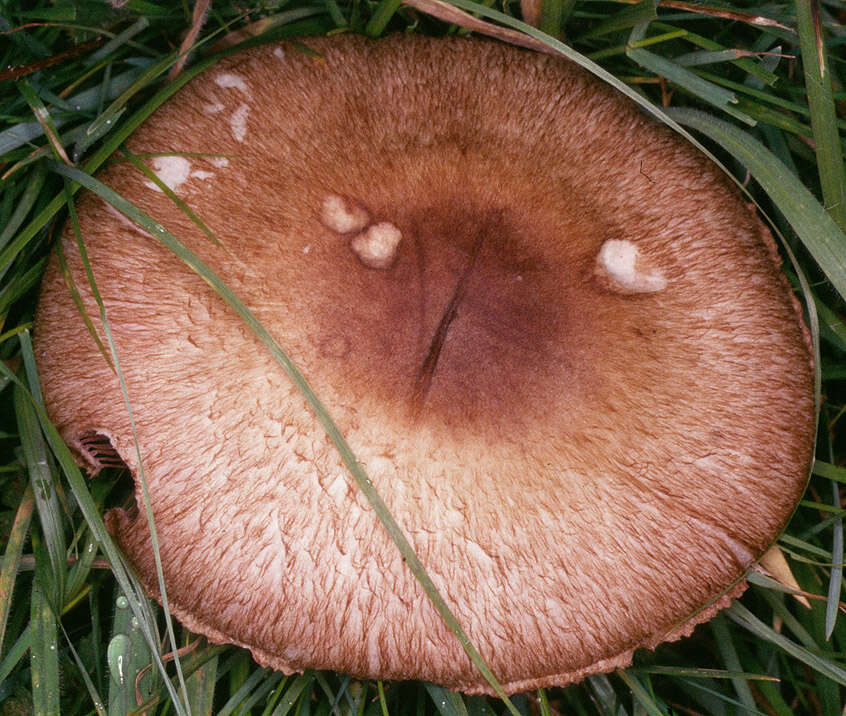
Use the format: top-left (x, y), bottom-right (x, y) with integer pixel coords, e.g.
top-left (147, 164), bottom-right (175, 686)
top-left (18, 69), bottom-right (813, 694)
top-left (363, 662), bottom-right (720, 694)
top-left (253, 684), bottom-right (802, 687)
top-left (1, 0), bottom-right (845, 714)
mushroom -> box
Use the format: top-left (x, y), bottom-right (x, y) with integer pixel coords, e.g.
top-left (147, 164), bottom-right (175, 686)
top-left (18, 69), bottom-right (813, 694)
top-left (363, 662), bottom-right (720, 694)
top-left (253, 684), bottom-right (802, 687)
top-left (34, 34), bottom-right (815, 694)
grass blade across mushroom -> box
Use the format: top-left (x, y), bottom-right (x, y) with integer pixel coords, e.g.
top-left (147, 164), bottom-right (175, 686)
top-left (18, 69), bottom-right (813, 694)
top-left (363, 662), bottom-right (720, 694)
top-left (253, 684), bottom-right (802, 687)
top-left (0, 0), bottom-right (844, 714)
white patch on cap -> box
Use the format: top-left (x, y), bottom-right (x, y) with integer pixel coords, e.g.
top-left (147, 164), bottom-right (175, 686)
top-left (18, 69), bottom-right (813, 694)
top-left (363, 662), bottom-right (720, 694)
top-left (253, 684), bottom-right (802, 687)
top-left (144, 156), bottom-right (192, 193)
top-left (143, 156), bottom-right (217, 194)
top-left (203, 102), bottom-right (224, 114)
top-left (230, 103), bottom-right (249, 142)
top-left (350, 223), bottom-right (402, 269)
top-left (274, 47), bottom-right (286, 60)
top-left (595, 239), bottom-right (667, 294)
top-left (211, 157), bottom-right (229, 168)
top-left (320, 194), bottom-right (370, 234)
top-left (214, 72), bottom-right (249, 93)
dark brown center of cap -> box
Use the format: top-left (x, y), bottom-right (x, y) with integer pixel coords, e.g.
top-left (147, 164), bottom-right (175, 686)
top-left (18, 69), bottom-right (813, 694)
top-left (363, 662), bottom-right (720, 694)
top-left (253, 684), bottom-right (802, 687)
top-left (311, 196), bottom-right (589, 434)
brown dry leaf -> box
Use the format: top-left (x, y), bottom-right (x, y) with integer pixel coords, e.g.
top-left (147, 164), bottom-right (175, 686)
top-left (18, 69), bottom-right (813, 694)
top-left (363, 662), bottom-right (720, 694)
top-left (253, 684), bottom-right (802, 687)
top-left (521, 0), bottom-right (542, 28)
top-left (169, 0), bottom-right (212, 80)
top-left (759, 545), bottom-right (812, 609)
top-left (402, 0), bottom-right (554, 53)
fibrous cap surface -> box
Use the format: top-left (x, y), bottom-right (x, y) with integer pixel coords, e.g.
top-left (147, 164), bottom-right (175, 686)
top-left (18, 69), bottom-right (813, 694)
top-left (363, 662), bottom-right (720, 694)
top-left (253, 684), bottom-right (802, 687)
top-left (34, 34), bottom-right (815, 694)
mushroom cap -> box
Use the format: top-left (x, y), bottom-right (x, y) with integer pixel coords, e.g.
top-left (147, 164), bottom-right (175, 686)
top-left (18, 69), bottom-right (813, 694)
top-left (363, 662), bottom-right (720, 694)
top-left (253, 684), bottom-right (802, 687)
top-left (34, 34), bottom-right (815, 694)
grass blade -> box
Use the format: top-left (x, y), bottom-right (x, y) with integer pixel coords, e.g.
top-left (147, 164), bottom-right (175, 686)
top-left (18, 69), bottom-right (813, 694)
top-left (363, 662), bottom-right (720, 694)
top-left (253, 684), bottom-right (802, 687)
top-left (16, 80), bottom-right (72, 165)
top-left (218, 668), bottom-right (278, 715)
top-left (365, 0), bottom-right (403, 36)
top-left (726, 602), bottom-right (846, 685)
top-left (0, 483), bottom-right (34, 655)
top-left (377, 681), bottom-right (390, 716)
top-left (539, 0), bottom-right (565, 39)
top-left (85, 17), bottom-right (151, 66)
top-left (0, 160), bottom-right (46, 251)
top-left (184, 643), bottom-right (219, 715)
top-left (710, 613), bottom-right (756, 712)
top-left (0, 624), bottom-right (31, 687)
top-left (632, 666), bottom-right (777, 680)
top-left (15, 353), bottom-right (65, 607)
top-left (795, 0), bottom-right (846, 231)
top-left (30, 580), bottom-right (60, 716)
top-left (814, 460), bottom-right (846, 483)
top-left (615, 670), bottom-right (668, 716)
top-left (107, 592), bottom-right (156, 715)
top-left (825, 478), bottom-right (843, 638)
top-left (579, 0), bottom-right (656, 39)
top-left (426, 683), bottom-right (470, 716)
top-left (270, 673), bottom-right (315, 716)
top-left (587, 674), bottom-right (628, 716)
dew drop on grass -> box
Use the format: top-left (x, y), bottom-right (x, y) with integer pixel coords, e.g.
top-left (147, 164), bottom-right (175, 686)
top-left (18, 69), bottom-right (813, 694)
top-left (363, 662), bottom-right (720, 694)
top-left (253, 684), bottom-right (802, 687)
top-left (107, 633), bottom-right (132, 684)
top-left (116, 595), bottom-right (128, 609)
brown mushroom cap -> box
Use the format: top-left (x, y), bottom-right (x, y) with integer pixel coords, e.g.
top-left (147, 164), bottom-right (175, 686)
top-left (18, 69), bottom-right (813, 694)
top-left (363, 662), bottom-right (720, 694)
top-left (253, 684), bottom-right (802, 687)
top-left (34, 34), bottom-right (815, 694)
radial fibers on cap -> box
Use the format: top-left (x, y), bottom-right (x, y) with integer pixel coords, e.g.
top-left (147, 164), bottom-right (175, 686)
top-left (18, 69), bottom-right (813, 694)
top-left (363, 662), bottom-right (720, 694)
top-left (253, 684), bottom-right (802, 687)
top-left (34, 34), bottom-right (815, 694)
